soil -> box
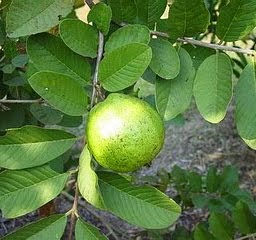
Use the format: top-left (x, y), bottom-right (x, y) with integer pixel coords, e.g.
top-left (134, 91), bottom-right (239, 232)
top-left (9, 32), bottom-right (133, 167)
top-left (1, 103), bottom-right (256, 239)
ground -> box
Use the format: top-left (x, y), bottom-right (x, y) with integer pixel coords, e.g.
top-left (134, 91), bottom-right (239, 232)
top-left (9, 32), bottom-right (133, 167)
top-left (1, 102), bottom-right (256, 239)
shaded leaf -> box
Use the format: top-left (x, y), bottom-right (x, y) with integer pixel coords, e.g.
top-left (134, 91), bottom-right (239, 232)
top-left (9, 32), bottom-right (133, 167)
top-left (0, 125), bottom-right (76, 169)
top-left (216, 0), bottom-right (256, 42)
top-left (11, 54), bottom-right (28, 68)
top-left (194, 223), bottom-right (215, 240)
top-left (27, 33), bottom-right (91, 86)
top-left (0, 165), bottom-right (69, 218)
top-left (98, 171), bottom-right (181, 229)
top-left (193, 53), bottom-right (233, 123)
top-left (99, 43), bottom-right (152, 92)
top-left (57, 115), bottom-right (83, 128)
top-left (149, 38), bottom-right (180, 79)
top-left (6, 0), bottom-right (72, 38)
top-left (29, 71), bottom-right (88, 116)
top-left (220, 166), bottom-right (239, 193)
top-left (59, 19), bottom-right (98, 58)
top-left (206, 167), bottom-right (220, 193)
top-left (1, 214), bottom-right (67, 240)
top-left (78, 145), bottom-right (105, 209)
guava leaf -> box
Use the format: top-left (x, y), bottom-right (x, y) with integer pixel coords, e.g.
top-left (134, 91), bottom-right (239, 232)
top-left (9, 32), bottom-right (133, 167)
top-left (108, 0), bottom-right (137, 23)
top-left (6, 0), bottom-right (72, 38)
top-left (232, 201), bottom-right (256, 234)
top-left (149, 38), bottom-right (180, 79)
top-left (209, 213), bottom-right (234, 240)
top-left (1, 214), bottom-right (67, 240)
top-left (135, 0), bottom-right (167, 28)
top-left (167, 0), bottom-right (210, 40)
top-left (0, 165), bottom-right (69, 218)
top-left (87, 2), bottom-right (112, 35)
top-left (29, 71), bottom-right (88, 116)
top-left (156, 47), bottom-right (194, 120)
top-left (0, 125), bottom-right (76, 169)
top-left (194, 223), bottom-right (215, 240)
top-left (59, 19), bottom-right (99, 58)
top-left (78, 145), bottom-right (105, 209)
top-left (75, 218), bottom-right (107, 240)
top-left (235, 62), bottom-right (256, 139)
top-left (98, 171), bottom-right (181, 229)
top-left (216, 0), bottom-right (256, 42)
top-left (193, 53), bottom-right (233, 123)
top-left (105, 24), bottom-right (150, 54)
top-left (99, 43), bottom-right (152, 92)
top-left (27, 33), bottom-right (91, 86)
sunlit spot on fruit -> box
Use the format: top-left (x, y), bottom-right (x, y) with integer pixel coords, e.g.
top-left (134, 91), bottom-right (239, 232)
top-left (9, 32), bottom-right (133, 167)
top-left (100, 116), bottom-right (123, 139)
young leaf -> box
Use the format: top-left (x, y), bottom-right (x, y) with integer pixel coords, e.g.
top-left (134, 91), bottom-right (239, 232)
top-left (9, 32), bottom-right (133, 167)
top-left (108, 0), bottom-right (137, 23)
top-left (98, 171), bottom-right (181, 229)
top-left (28, 71), bottom-right (88, 116)
top-left (135, 0), bottom-right (167, 28)
top-left (209, 213), bottom-right (234, 240)
top-left (99, 43), bottom-right (152, 92)
top-left (232, 201), bottom-right (256, 234)
top-left (27, 33), bottom-right (91, 86)
top-left (30, 103), bottom-right (63, 125)
top-left (105, 24), bottom-right (150, 54)
top-left (59, 19), bottom-right (98, 58)
top-left (193, 53), bottom-right (233, 123)
top-left (87, 2), bottom-right (112, 35)
top-left (216, 0), bottom-right (256, 42)
top-left (0, 125), bottom-right (76, 169)
top-left (156, 48), bottom-right (194, 120)
top-left (194, 223), bottom-right (215, 240)
top-left (149, 38), bottom-right (180, 79)
top-left (0, 165), bottom-right (69, 218)
top-left (75, 218), bottom-right (107, 240)
top-left (235, 62), bottom-right (256, 140)
top-left (1, 214), bottom-right (67, 240)
top-left (6, 0), bottom-right (72, 38)
top-left (78, 145), bottom-right (105, 209)
top-left (167, 0), bottom-right (210, 40)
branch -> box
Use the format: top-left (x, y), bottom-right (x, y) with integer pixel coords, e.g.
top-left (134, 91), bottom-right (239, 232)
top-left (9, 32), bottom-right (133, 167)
top-left (0, 98), bottom-right (42, 104)
top-left (90, 31), bottom-right (104, 109)
top-left (236, 233), bottom-right (256, 240)
top-left (84, 0), bottom-right (94, 8)
top-left (150, 30), bottom-right (256, 56)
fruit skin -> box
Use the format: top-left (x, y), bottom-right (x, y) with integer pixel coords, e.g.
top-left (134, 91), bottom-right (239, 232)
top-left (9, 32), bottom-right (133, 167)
top-left (86, 93), bottom-right (165, 172)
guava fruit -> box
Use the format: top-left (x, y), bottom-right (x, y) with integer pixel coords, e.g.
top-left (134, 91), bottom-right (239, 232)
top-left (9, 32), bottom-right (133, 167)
top-left (86, 93), bottom-right (165, 172)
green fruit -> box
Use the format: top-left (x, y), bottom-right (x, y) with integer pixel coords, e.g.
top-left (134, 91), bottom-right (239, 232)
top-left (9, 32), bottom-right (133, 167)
top-left (86, 93), bottom-right (165, 172)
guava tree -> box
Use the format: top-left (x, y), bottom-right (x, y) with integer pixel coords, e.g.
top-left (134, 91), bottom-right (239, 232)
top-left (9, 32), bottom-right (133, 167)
top-left (0, 0), bottom-right (255, 239)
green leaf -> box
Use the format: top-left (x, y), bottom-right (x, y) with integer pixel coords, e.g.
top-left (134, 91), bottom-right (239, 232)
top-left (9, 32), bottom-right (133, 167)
top-left (1, 214), bottom-right (67, 240)
top-left (11, 54), bottom-right (28, 68)
top-left (135, 0), bottom-right (167, 28)
top-left (209, 213), bottom-right (234, 240)
top-left (188, 172), bottom-right (202, 192)
top-left (232, 201), bottom-right (256, 234)
top-left (220, 166), bottom-right (239, 193)
top-left (6, 0), bottom-right (72, 38)
top-left (30, 103), bottom-right (63, 125)
top-left (108, 0), bottom-right (137, 23)
top-left (242, 138), bottom-right (256, 150)
top-left (172, 226), bottom-right (193, 240)
top-left (78, 145), bottom-right (105, 209)
top-left (87, 2), bottom-right (112, 35)
top-left (0, 125), bottom-right (76, 169)
top-left (28, 71), bottom-right (88, 116)
top-left (0, 165), bottom-right (69, 218)
top-left (57, 115), bottom-right (83, 128)
top-left (216, 0), bottom-right (256, 42)
top-left (167, 0), bottom-right (210, 40)
top-left (27, 33), bottom-right (91, 86)
top-left (149, 38), bottom-right (180, 79)
top-left (105, 24), bottom-right (150, 54)
top-left (156, 47), bottom-right (194, 120)
top-left (194, 223), bottom-right (215, 240)
top-left (206, 167), bottom-right (220, 193)
top-left (193, 53), bottom-right (233, 123)
top-left (59, 19), bottom-right (98, 58)
top-left (235, 62), bottom-right (256, 139)
top-left (98, 171), bottom-right (181, 229)
top-left (75, 218), bottom-right (107, 240)
top-left (99, 43), bottom-right (152, 92)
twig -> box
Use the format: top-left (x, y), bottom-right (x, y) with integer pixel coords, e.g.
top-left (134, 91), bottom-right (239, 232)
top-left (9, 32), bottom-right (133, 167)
top-left (0, 98), bottom-right (42, 104)
top-left (62, 191), bottom-right (120, 240)
top-left (150, 30), bottom-right (256, 55)
top-left (236, 233), bottom-right (256, 240)
top-left (84, 0), bottom-right (94, 8)
top-left (90, 32), bottom-right (104, 109)
top-left (68, 183), bottom-right (79, 240)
